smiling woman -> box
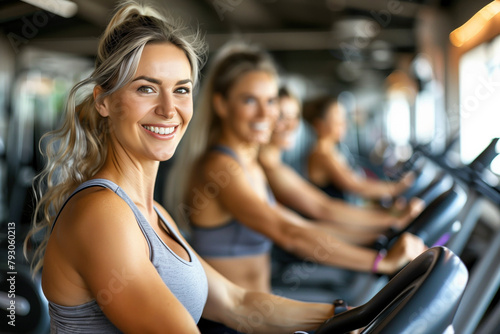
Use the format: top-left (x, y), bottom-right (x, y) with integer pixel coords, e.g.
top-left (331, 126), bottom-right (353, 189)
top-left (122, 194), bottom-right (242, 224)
top-left (22, 1), bottom-right (340, 333)
top-left (93, 43), bottom-right (194, 162)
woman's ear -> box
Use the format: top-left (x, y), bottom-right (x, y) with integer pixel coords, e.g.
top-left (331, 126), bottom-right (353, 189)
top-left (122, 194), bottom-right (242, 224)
top-left (213, 93), bottom-right (228, 119)
top-left (93, 85), bottom-right (109, 117)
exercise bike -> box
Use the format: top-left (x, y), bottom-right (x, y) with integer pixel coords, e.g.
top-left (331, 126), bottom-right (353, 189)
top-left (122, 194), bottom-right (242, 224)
top-left (298, 246), bottom-right (467, 334)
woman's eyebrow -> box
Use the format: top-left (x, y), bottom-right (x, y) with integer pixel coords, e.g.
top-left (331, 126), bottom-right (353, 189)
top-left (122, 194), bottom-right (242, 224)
top-left (132, 76), bottom-right (162, 85)
top-left (132, 76), bottom-right (192, 86)
top-left (176, 79), bottom-right (193, 85)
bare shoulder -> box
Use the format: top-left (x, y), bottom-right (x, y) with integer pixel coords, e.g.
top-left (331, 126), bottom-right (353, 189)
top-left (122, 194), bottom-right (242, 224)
top-left (201, 151), bottom-right (244, 183)
top-left (309, 146), bottom-right (325, 162)
top-left (59, 186), bottom-right (136, 231)
top-left (312, 146), bottom-right (341, 168)
top-left (45, 187), bottom-right (200, 331)
top-left (53, 186), bottom-right (148, 261)
top-left (312, 145), bottom-right (332, 159)
top-left (308, 147), bottom-right (328, 170)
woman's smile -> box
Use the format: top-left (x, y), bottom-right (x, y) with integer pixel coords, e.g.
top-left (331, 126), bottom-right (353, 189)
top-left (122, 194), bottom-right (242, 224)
top-left (142, 124), bottom-right (178, 137)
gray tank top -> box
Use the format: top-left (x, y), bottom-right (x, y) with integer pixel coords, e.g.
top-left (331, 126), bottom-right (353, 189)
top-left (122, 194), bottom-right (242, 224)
top-left (48, 178), bottom-right (208, 333)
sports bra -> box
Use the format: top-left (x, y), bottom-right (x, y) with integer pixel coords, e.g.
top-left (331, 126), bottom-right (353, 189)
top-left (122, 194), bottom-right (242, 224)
top-left (190, 145), bottom-right (275, 258)
top-left (47, 179), bottom-right (208, 333)
top-left (313, 143), bottom-right (360, 201)
top-left (319, 182), bottom-right (346, 200)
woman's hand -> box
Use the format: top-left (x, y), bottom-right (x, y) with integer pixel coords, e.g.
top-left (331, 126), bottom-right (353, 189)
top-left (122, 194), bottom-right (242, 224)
top-left (377, 232), bottom-right (427, 275)
top-left (394, 172), bottom-right (416, 195)
top-left (393, 197), bottom-right (425, 229)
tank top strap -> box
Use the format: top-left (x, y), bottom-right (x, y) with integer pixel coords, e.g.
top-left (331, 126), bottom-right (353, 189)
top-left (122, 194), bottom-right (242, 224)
top-left (154, 206), bottom-right (190, 253)
top-left (210, 145), bottom-right (277, 205)
top-left (210, 144), bottom-right (240, 162)
top-left (50, 179), bottom-right (119, 233)
top-left (47, 178), bottom-right (209, 327)
top-left (49, 178), bottom-right (155, 261)
top-left (210, 144), bottom-right (251, 178)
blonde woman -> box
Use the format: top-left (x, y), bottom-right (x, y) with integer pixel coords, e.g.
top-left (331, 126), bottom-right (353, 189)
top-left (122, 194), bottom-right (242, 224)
top-left (23, 2), bottom-right (350, 333)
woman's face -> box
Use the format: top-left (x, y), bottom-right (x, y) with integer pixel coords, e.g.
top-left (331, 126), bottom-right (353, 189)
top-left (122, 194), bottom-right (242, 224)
top-left (323, 101), bottom-right (347, 142)
top-left (270, 96), bottom-right (301, 150)
top-left (217, 70), bottom-right (279, 145)
top-left (97, 42), bottom-right (193, 162)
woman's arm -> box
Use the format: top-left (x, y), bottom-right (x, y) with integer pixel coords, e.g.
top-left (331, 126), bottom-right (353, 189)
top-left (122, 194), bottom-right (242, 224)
top-left (275, 203), bottom-right (381, 246)
top-left (56, 189), bottom-right (201, 333)
top-left (204, 157), bottom-right (425, 274)
top-left (200, 253), bottom-right (334, 333)
top-left (154, 203), bottom-right (334, 333)
top-left (264, 162), bottom-right (422, 230)
top-left (312, 150), bottom-right (412, 200)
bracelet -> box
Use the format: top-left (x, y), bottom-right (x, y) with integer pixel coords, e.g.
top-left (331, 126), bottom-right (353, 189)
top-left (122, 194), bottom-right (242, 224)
top-left (333, 299), bottom-right (348, 315)
top-left (371, 249), bottom-right (387, 273)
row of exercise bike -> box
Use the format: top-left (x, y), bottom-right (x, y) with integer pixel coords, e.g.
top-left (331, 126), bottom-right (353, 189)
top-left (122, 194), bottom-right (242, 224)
top-left (274, 136), bottom-right (500, 333)
top-left (3, 137), bottom-right (500, 333)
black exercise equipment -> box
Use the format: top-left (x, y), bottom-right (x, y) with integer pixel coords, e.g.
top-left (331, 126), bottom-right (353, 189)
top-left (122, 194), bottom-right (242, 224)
top-left (414, 137), bottom-right (500, 207)
top-left (374, 177), bottom-right (466, 251)
top-left (309, 246), bottom-right (468, 334)
top-left (406, 137), bottom-right (500, 334)
top-left (399, 157), bottom-right (440, 202)
top-left (271, 160), bottom-right (466, 306)
top-left (349, 174), bottom-right (466, 305)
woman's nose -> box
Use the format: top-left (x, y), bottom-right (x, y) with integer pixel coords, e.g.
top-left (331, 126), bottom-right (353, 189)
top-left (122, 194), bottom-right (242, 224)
top-left (156, 93), bottom-right (176, 119)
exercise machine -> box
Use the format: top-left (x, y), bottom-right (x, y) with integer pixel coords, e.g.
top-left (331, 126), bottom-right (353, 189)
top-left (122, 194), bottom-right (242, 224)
top-left (299, 246), bottom-right (468, 334)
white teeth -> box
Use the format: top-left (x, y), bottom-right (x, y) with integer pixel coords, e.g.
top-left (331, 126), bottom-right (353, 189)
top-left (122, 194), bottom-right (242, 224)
top-left (143, 125), bottom-right (174, 135)
top-left (251, 122), bottom-right (269, 131)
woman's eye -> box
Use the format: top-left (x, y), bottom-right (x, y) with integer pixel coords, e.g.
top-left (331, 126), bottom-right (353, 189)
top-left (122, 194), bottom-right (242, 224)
top-left (138, 86), bottom-right (155, 94)
top-left (176, 87), bottom-right (191, 94)
top-left (244, 97), bottom-right (256, 104)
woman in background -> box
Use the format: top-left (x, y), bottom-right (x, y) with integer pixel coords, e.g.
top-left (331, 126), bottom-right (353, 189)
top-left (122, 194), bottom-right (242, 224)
top-left (303, 95), bottom-right (414, 202)
top-left (167, 41), bottom-right (426, 296)
top-left (259, 86), bottom-right (424, 234)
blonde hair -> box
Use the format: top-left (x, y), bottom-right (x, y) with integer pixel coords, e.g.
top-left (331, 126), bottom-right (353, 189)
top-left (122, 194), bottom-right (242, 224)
top-left (24, 0), bottom-right (206, 274)
top-left (166, 40), bottom-right (278, 231)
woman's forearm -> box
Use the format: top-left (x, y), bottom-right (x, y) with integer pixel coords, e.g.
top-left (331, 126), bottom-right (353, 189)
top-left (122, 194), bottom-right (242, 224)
top-left (317, 198), bottom-right (397, 229)
top-left (225, 290), bottom-right (334, 333)
top-left (343, 177), bottom-right (399, 200)
top-left (278, 218), bottom-right (380, 273)
top-left (313, 220), bottom-right (381, 245)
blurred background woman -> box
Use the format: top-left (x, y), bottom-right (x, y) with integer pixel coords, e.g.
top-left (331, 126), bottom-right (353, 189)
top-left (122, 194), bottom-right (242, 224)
top-left (167, 41), bottom-right (426, 296)
top-left (303, 95), bottom-right (415, 202)
top-left (259, 86), bottom-right (424, 232)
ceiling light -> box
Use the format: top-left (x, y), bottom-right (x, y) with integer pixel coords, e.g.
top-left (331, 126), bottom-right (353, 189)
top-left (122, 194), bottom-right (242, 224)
top-left (21, 0), bottom-right (78, 18)
top-left (449, 1), bottom-right (500, 48)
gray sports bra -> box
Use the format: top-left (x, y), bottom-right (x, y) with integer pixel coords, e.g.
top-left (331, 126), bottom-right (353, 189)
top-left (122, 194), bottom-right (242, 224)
top-left (47, 178), bottom-right (208, 333)
top-left (190, 145), bottom-right (275, 258)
